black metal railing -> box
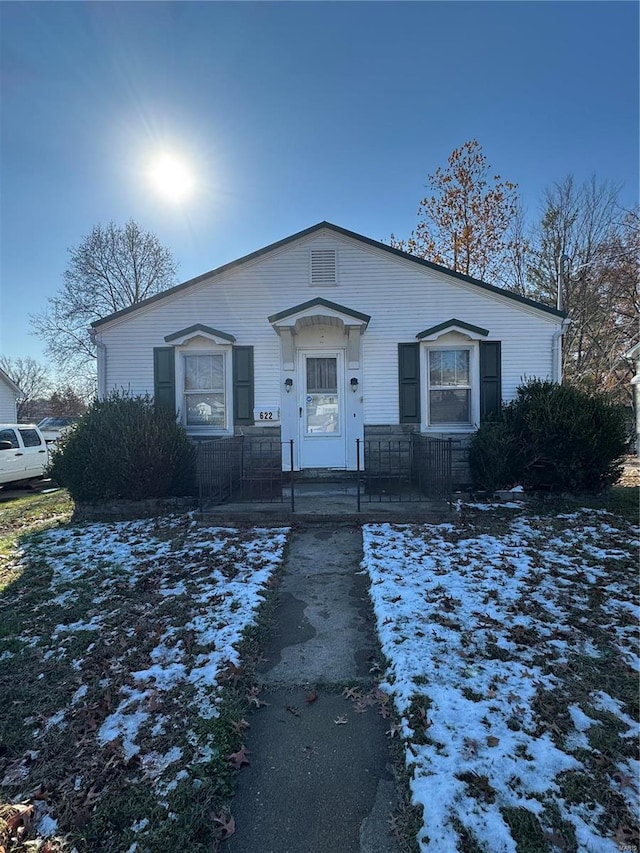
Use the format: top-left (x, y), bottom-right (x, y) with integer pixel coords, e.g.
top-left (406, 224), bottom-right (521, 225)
top-left (197, 436), bottom-right (244, 510)
top-left (411, 433), bottom-right (453, 500)
top-left (237, 438), bottom-right (288, 505)
top-left (356, 435), bottom-right (452, 508)
top-left (198, 435), bottom-right (452, 512)
top-left (198, 438), bottom-right (295, 511)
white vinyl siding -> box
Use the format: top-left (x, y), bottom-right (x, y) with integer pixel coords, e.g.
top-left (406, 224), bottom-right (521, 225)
top-left (0, 381), bottom-right (18, 422)
top-left (95, 230), bottom-right (561, 428)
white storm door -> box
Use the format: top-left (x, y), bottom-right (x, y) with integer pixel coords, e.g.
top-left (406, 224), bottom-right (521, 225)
top-left (299, 351), bottom-right (346, 469)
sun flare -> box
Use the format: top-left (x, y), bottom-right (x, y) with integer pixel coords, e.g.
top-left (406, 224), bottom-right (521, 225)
top-left (149, 154), bottom-right (194, 202)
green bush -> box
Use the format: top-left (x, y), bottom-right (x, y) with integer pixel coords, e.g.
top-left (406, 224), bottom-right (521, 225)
top-left (49, 392), bottom-right (196, 502)
top-left (469, 379), bottom-right (629, 493)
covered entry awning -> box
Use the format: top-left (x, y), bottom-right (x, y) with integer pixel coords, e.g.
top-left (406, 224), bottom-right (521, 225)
top-left (267, 297), bottom-right (370, 369)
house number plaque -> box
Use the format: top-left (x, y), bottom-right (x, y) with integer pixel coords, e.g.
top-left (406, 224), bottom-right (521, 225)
top-left (253, 407), bottom-right (280, 425)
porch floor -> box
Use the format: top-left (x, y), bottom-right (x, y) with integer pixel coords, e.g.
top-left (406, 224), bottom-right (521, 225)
top-left (198, 481), bottom-right (453, 525)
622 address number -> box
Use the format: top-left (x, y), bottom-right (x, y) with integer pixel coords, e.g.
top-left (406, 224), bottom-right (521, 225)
top-left (259, 411), bottom-right (274, 420)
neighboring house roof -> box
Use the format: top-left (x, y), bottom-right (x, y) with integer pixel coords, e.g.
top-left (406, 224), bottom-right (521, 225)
top-left (91, 221), bottom-right (567, 329)
top-left (0, 367), bottom-right (22, 396)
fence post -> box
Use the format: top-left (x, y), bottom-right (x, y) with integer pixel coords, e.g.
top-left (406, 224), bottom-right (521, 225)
top-left (197, 441), bottom-right (203, 513)
top-left (356, 438), bottom-right (361, 512)
top-left (289, 439), bottom-right (295, 513)
top-left (447, 438), bottom-right (453, 507)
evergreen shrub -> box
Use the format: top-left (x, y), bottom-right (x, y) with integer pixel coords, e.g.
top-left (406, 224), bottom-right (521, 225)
top-left (469, 379), bottom-right (629, 493)
top-left (49, 392), bottom-right (196, 502)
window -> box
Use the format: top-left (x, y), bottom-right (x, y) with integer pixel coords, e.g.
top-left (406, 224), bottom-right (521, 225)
top-left (0, 428), bottom-right (18, 448)
top-left (305, 357), bottom-right (339, 435)
top-left (184, 353), bottom-right (226, 428)
top-left (428, 349), bottom-right (471, 425)
top-left (19, 429), bottom-right (44, 447)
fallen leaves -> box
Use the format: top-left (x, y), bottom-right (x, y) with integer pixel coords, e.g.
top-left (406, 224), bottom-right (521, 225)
top-left (0, 519), bottom-right (290, 850)
top-left (334, 716), bottom-right (348, 725)
top-left (227, 745), bottom-right (251, 770)
top-left (246, 686), bottom-right (268, 708)
top-left (212, 811), bottom-right (236, 839)
top-left (0, 802), bottom-right (34, 849)
top-left (363, 511), bottom-right (640, 853)
top-left (612, 822), bottom-right (639, 850)
top-left (342, 686), bottom-right (360, 700)
top-left (613, 771), bottom-right (634, 790)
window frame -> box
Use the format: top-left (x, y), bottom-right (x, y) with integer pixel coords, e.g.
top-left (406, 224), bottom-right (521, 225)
top-left (177, 345), bottom-right (233, 435)
top-left (421, 342), bottom-right (479, 431)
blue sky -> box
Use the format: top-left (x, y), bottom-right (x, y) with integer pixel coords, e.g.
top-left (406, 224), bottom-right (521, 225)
top-left (1, 1), bottom-right (638, 369)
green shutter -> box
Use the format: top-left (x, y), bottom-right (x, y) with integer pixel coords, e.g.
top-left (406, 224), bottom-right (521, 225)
top-left (153, 347), bottom-right (175, 416)
top-left (398, 343), bottom-right (421, 423)
top-left (479, 341), bottom-right (502, 422)
top-left (233, 346), bottom-right (254, 425)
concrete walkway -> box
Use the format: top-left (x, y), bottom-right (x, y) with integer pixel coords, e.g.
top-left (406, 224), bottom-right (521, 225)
top-left (226, 527), bottom-right (398, 853)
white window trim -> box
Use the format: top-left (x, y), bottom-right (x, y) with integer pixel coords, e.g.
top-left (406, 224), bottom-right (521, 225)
top-left (176, 345), bottom-right (234, 435)
top-left (421, 342), bottom-right (480, 432)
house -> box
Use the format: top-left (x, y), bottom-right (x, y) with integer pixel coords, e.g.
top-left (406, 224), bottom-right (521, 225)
top-left (0, 367), bottom-right (22, 422)
top-left (91, 222), bottom-right (568, 483)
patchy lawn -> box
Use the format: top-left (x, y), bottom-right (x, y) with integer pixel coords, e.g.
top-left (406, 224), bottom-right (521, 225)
top-left (363, 506), bottom-right (639, 853)
top-left (0, 500), bottom-right (288, 852)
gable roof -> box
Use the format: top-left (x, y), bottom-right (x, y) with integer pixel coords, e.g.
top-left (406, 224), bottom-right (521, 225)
top-left (0, 367), bottom-right (22, 396)
top-left (416, 319), bottom-right (490, 340)
top-left (92, 221), bottom-right (566, 328)
top-left (267, 297), bottom-right (371, 327)
top-left (164, 323), bottom-right (236, 344)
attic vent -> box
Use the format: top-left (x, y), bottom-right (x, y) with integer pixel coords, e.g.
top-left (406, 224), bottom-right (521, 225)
top-left (310, 249), bottom-right (337, 285)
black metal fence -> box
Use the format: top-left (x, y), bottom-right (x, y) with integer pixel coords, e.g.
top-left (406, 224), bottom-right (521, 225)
top-left (197, 437), bottom-right (294, 511)
top-left (197, 434), bottom-right (452, 511)
top-left (356, 435), bottom-right (452, 507)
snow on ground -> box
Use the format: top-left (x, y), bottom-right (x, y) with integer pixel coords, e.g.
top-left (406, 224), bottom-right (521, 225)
top-left (2, 515), bottom-right (288, 841)
top-left (363, 509), bottom-right (639, 853)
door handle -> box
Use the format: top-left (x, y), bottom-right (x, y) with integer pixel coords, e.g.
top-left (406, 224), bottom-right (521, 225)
top-left (15, 452), bottom-right (23, 456)
top-left (38, 449), bottom-right (47, 453)
top-left (299, 407), bottom-right (302, 418)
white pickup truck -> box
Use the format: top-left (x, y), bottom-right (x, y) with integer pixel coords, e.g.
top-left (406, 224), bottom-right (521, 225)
top-left (0, 424), bottom-right (49, 486)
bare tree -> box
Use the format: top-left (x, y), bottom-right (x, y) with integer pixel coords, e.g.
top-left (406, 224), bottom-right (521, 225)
top-left (526, 177), bottom-right (638, 403)
top-left (32, 220), bottom-right (177, 375)
top-left (389, 140), bottom-right (522, 283)
top-left (0, 356), bottom-right (51, 421)
top-left (48, 386), bottom-right (89, 417)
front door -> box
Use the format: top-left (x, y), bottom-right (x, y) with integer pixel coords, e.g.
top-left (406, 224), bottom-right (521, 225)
top-left (298, 351), bottom-right (346, 469)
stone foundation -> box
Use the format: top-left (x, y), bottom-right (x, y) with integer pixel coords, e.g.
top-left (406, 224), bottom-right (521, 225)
top-left (364, 425), bottom-right (472, 487)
